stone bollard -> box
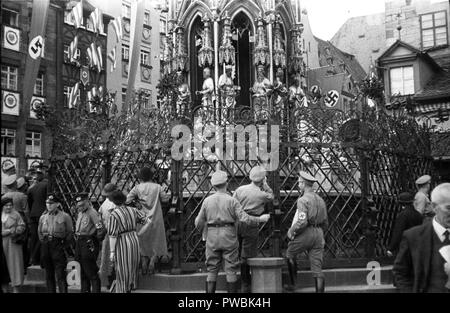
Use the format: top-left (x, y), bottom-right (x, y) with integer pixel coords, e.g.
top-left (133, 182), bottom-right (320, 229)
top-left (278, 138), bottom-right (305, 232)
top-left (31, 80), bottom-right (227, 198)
top-left (247, 257), bottom-right (285, 293)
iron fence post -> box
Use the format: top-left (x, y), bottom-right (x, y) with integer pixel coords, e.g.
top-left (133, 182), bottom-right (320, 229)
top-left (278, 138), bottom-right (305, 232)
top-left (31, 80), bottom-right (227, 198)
top-left (168, 137), bottom-right (183, 274)
top-left (268, 101), bottom-right (282, 257)
top-left (102, 152), bottom-right (111, 191)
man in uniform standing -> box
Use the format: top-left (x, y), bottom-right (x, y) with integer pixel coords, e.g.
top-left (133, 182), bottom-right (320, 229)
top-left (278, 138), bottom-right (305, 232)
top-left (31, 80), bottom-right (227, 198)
top-left (74, 193), bottom-right (105, 293)
top-left (27, 169), bottom-right (48, 266)
top-left (233, 166), bottom-right (273, 292)
top-left (414, 175), bottom-right (434, 221)
top-left (38, 194), bottom-right (73, 293)
top-left (285, 171), bottom-right (328, 293)
top-left (195, 170), bottom-right (271, 293)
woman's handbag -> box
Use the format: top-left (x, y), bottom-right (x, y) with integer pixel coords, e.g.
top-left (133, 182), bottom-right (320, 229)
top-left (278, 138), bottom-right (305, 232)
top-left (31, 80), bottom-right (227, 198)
top-left (11, 230), bottom-right (27, 245)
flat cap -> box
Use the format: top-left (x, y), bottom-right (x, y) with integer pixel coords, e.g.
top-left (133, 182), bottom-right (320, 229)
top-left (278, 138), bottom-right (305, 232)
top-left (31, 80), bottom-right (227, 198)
top-left (75, 192), bottom-right (89, 202)
top-left (46, 193), bottom-right (61, 204)
top-left (299, 171), bottom-right (317, 182)
top-left (415, 175), bottom-right (431, 185)
top-left (3, 174), bottom-right (17, 186)
top-left (249, 166), bottom-right (266, 183)
top-left (16, 177), bottom-right (26, 189)
top-left (211, 170), bottom-right (228, 186)
top-left (398, 192), bottom-right (414, 204)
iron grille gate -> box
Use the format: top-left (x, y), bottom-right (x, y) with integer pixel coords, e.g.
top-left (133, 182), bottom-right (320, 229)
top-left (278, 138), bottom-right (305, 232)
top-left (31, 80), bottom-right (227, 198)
top-left (49, 107), bottom-right (435, 271)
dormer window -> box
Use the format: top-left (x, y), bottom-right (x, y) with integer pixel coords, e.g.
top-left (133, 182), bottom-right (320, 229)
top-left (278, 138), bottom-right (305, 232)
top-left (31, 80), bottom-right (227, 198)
top-left (390, 66), bottom-right (414, 96)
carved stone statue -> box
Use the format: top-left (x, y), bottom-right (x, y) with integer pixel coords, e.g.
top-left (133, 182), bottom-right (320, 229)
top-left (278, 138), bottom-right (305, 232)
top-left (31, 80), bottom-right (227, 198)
top-left (176, 71), bottom-right (191, 116)
top-left (196, 67), bottom-right (215, 117)
top-left (288, 75), bottom-right (306, 108)
top-left (251, 65), bottom-right (272, 121)
top-left (218, 65), bottom-right (240, 123)
top-left (273, 68), bottom-right (288, 123)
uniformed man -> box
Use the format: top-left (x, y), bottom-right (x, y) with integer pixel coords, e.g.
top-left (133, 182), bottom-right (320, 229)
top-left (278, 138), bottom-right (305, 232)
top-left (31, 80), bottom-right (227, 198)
top-left (285, 171), bottom-right (328, 293)
top-left (233, 165), bottom-right (273, 292)
top-left (38, 194), bottom-right (73, 293)
top-left (74, 192), bottom-right (105, 293)
top-left (414, 175), bottom-right (434, 221)
top-left (195, 170), bottom-right (271, 293)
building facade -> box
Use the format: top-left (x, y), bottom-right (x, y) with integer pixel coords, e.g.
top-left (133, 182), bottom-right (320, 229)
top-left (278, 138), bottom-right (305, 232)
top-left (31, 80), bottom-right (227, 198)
top-left (332, 0), bottom-right (450, 72)
top-left (1, 1), bottom-right (62, 176)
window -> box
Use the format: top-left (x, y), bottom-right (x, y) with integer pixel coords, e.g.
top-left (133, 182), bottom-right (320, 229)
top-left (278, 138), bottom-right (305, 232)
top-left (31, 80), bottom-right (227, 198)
top-left (86, 16), bottom-right (95, 31)
top-left (1, 65), bottom-right (18, 91)
top-left (64, 85), bottom-right (80, 107)
top-left (160, 19), bottom-right (167, 33)
top-left (64, 10), bottom-right (74, 24)
top-left (421, 11), bottom-right (448, 49)
top-left (1, 128), bottom-right (16, 156)
top-left (34, 73), bottom-right (44, 96)
top-left (2, 8), bottom-right (19, 27)
top-left (26, 131), bottom-right (41, 157)
top-left (140, 50), bottom-right (150, 66)
top-left (390, 66), bottom-right (414, 96)
top-left (141, 91), bottom-right (151, 109)
top-left (122, 4), bottom-right (131, 18)
top-left (122, 45), bottom-right (130, 61)
top-left (63, 45), bottom-right (81, 62)
top-left (144, 12), bottom-right (150, 26)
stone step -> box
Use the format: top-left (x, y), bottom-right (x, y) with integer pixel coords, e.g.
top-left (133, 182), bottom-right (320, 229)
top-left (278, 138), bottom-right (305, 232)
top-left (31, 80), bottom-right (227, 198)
top-left (23, 265), bottom-right (394, 292)
top-left (292, 284), bottom-right (396, 293)
top-left (137, 266), bottom-right (394, 291)
top-left (20, 279), bottom-right (110, 293)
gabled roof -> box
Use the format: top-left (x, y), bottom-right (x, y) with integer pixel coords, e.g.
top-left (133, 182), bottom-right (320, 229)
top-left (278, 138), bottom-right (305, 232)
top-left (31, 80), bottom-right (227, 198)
top-left (415, 55), bottom-right (450, 101)
top-left (377, 40), bottom-right (441, 70)
top-left (314, 36), bottom-right (367, 82)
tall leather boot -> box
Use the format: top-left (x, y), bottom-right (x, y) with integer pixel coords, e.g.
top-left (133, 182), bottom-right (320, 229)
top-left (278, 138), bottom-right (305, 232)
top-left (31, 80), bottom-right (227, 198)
top-left (240, 263), bottom-right (251, 293)
top-left (206, 281), bottom-right (216, 293)
top-left (284, 258), bottom-right (297, 292)
top-left (315, 277), bottom-right (325, 293)
top-left (227, 281), bottom-right (239, 293)
top-left (91, 276), bottom-right (101, 293)
top-left (46, 277), bottom-right (56, 293)
top-left (57, 279), bottom-right (68, 293)
top-left (80, 276), bottom-right (90, 293)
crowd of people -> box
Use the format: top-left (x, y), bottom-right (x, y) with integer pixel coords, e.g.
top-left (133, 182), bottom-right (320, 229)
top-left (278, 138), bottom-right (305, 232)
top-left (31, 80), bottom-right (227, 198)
top-left (1, 163), bottom-right (449, 294)
top-left (1, 166), bottom-right (169, 293)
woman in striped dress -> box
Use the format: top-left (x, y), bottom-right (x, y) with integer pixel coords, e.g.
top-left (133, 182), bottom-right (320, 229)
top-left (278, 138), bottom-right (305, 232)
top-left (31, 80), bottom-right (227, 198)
top-left (108, 191), bottom-right (148, 293)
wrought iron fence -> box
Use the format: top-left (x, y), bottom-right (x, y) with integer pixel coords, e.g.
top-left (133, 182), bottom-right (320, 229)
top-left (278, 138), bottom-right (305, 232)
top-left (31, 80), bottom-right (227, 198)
top-left (49, 94), bottom-right (435, 270)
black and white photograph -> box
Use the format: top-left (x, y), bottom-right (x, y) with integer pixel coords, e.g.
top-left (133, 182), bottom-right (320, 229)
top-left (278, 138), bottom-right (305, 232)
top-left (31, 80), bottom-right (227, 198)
top-left (0, 0), bottom-right (449, 303)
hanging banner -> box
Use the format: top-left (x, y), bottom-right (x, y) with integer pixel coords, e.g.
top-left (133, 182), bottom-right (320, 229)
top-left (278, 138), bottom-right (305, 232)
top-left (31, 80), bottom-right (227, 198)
top-left (123, 0), bottom-right (145, 113)
top-left (22, 0), bottom-right (50, 117)
top-left (80, 65), bottom-right (90, 86)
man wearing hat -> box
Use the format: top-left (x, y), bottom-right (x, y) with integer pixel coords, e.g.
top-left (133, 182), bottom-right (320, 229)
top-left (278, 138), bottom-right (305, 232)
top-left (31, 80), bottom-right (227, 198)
top-left (285, 171), bottom-right (328, 293)
top-left (387, 192), bottom-right (424, 257)
top-left (27, 169), bottom-right (48, 266)
top-left (38, 194), bottom-right (73, 293)
top-left (74, 192), bottom-right (105, 293)
top-left (414, 175), bottom-right (434, 221)
top-left (233, 165), bottom-right (273, 292)
top-left (98, 183), bottom-right (118, 289)
top-left (195, 170), bottom-right (271, 293)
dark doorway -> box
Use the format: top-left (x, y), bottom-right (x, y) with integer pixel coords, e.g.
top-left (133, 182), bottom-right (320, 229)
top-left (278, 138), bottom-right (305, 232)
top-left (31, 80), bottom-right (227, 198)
top-left (232, 12), bottom-right (253, 108)
top-left (189, 16), bottom-right (204, 109)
